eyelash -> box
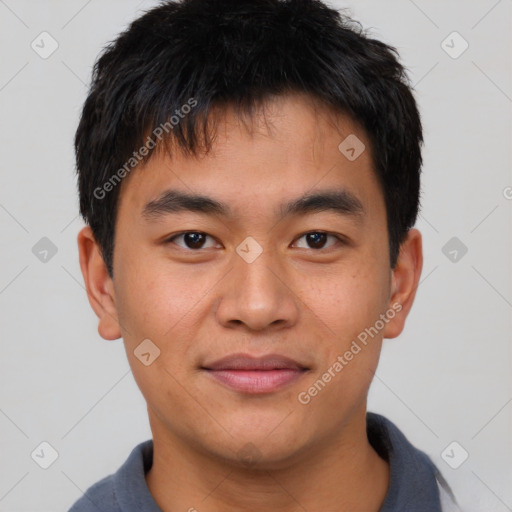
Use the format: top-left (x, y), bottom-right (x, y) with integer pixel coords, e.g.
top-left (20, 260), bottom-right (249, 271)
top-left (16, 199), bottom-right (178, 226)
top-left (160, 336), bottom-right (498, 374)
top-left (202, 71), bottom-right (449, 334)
top-left (165, 231), bottom-right (346, 251)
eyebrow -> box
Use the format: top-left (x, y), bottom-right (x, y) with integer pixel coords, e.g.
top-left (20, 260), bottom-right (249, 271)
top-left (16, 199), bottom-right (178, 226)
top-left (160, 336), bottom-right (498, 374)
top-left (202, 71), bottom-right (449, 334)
top-left (141, 188), bottom-right (365, 222)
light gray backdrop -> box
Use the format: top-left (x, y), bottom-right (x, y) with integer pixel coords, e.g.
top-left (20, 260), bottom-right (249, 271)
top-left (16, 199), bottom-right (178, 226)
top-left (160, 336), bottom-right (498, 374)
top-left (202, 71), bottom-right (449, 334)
top-left (0, 1), bottom-right (511, 511)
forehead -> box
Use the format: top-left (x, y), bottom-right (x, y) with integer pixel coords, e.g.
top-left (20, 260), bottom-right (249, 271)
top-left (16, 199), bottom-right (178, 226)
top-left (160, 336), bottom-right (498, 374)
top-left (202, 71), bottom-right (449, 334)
top-left (116, 93), bottom-right (383, 224)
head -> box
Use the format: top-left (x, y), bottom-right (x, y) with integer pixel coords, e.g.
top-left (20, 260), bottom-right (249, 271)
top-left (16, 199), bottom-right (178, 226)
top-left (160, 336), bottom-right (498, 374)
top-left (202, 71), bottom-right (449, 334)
top-left (77, 0), bottom-right (423, 468)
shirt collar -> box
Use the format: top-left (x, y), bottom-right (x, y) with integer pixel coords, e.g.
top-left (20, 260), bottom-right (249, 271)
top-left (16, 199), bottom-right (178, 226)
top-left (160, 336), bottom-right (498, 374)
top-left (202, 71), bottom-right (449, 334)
top-left (367, 412), bottom-right (444, 512)
top-left (112, 412), bottom-right (446, 512)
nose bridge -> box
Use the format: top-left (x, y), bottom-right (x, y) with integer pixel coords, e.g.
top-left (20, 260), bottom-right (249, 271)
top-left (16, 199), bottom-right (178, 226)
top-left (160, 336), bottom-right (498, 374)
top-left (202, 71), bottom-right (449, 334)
top-left (215, 240), bottom-right (299, 331)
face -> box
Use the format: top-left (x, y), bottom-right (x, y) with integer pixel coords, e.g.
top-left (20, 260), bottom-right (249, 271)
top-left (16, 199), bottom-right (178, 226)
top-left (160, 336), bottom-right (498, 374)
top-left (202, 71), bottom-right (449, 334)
top-left (80, 93), bottom-right (420, 469)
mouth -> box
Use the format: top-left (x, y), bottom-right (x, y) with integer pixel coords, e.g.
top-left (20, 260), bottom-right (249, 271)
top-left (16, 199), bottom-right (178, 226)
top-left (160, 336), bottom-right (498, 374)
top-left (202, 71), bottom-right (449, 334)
top-left (201, 353), bottom-right (309, 394)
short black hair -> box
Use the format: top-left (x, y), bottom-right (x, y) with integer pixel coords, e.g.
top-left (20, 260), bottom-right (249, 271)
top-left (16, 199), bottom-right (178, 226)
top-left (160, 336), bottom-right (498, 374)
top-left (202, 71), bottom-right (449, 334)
top-left (75, 0), bottom-right (423, 277)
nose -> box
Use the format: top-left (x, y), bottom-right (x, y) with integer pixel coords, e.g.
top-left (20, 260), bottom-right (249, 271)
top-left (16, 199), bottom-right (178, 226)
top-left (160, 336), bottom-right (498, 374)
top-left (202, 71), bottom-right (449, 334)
top-left (215, 244), bottom-right (300, 332)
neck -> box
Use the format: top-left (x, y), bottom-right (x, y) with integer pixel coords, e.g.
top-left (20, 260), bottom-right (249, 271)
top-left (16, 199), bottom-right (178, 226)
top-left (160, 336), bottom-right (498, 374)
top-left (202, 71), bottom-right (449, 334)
top-left (145, 406), bottom-right (390, 512)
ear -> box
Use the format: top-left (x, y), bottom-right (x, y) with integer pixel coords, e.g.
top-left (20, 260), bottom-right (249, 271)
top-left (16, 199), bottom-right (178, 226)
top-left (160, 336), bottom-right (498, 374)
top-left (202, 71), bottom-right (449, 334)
top-left (77, 226), bottom-right (122, 340)
top-left (382, 228), bottom-right (423, 339)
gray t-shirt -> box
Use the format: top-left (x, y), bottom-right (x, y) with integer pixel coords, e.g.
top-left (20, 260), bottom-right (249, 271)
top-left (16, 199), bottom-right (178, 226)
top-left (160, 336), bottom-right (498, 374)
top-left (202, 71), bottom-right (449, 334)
top-left (68, 412), bottom-right (461, 511)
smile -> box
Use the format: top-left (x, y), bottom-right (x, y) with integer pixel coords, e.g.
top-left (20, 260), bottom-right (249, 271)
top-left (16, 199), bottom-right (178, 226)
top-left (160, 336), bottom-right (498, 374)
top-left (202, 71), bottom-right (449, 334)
top-left (201, 353), bottom-right (309, 394)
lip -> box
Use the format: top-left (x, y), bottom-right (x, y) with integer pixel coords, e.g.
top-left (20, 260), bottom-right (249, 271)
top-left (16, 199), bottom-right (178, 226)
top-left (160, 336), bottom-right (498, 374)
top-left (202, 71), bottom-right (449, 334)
top-left (201, 353), bottom-right (309, 394)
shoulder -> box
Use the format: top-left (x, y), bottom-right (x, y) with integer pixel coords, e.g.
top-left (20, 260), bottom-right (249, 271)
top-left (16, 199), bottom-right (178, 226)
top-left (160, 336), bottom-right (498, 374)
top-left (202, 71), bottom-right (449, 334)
top-left (68, 473), bottom-right (118, 512)
top-left (435, 467), bottom-right (464, 512)
top-left (367, 412), bottom-right (462, 512)
top-left (67, 440), bottom-right (154, 512)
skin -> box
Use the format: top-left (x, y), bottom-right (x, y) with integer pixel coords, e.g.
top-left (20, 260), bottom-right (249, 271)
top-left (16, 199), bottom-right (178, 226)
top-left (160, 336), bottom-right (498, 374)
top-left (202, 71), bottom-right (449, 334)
top-left (78, 92), bottom-right (423, 512)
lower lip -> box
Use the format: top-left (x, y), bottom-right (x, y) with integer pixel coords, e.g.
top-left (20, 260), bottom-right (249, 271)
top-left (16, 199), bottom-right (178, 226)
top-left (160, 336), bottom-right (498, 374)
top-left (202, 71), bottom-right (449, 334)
top-left (204, 369), bottom-right (306, 394)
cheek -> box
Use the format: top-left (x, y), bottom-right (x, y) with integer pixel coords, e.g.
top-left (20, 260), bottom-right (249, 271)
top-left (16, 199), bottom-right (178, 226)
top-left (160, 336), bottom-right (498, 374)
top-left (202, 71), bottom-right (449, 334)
top-left (115, 267), bottom-right (200, 407)
top-left (304, 263), bottom-right (390, 343)
top-left (115, 255), bottom-right (208, 340)
top-left (113, 259), bottom-right (220, 401)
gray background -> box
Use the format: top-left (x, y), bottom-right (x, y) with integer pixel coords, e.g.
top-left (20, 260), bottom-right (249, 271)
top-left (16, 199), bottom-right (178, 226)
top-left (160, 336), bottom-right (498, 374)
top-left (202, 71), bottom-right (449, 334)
top-left (0, 0), bottom-right (510, 510)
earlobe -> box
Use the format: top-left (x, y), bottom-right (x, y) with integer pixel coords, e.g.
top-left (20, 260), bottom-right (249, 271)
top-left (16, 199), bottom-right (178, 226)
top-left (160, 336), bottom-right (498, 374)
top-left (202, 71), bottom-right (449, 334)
top-left (383, 228), bottom-right (423, 339)
top-left (77, 226), bottom-right (122, 341)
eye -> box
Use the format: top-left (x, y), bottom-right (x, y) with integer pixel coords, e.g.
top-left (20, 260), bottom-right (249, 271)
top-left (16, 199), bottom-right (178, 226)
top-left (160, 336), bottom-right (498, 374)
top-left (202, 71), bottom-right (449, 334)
top-left (292, 231), bottom-right (343, 250)
top-left (166, 231), bottom-right (220, 250)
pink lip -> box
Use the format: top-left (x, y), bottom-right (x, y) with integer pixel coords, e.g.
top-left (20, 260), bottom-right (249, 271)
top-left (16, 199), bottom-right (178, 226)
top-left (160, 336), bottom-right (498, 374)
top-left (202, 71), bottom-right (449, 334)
top-left (202, 353), bottom-right (308, 394)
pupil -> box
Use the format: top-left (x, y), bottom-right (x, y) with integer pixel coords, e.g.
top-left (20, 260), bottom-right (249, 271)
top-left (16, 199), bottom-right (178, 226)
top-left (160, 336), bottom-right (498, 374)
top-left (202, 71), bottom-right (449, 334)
top-left (185, 232), bottom-right (204, 249)
top-left (307, 232), bottom-right (326, 249)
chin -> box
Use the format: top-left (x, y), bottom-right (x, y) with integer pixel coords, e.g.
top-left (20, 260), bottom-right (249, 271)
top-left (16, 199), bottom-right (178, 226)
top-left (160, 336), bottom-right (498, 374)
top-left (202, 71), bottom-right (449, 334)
top-left (215, 421), bottom-right (314, 471)
top-left (219, 440), bottom-right (309, 472)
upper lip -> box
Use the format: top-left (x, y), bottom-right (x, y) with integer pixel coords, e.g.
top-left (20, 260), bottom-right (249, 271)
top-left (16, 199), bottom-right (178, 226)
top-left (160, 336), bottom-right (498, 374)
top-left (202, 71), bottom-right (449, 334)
top-left (202, 353), bottom-right (308, 371)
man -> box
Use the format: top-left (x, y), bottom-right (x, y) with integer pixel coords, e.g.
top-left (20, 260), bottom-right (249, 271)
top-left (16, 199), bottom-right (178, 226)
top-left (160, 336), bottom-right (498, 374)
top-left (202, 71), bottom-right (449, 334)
top-left (70, 0), bottom-right (461, 510)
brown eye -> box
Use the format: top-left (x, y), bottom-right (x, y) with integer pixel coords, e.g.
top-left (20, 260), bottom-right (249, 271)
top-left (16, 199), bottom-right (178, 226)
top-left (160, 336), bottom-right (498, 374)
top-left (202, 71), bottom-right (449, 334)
top-left (293, 231), bottom-right (341, 250)
top-left (306, 232), bottom-right (327, 249)
top-left (168, 232), bottom-right (219, 250)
